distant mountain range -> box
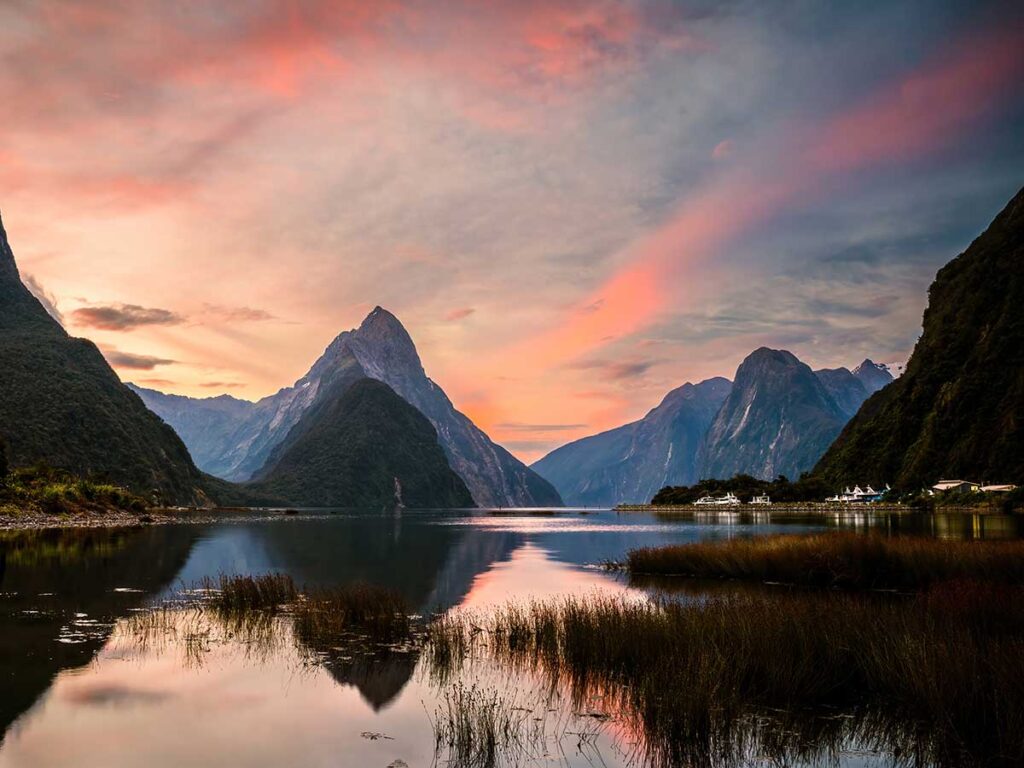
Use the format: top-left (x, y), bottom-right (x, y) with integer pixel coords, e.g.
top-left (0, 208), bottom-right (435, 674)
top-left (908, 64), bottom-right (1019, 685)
top-left (533, 351), bottom-right (893, 506)
top-left (131, 307), bottom-right (562, 507)
top-left (0, 212), bottom-right (212, 505)
top-left (6, 187), bottom-right (1016, 508)
top-left (815, 186), bottom-right (1024, 488)
top-left (532, 378), bottom-right (730, 507)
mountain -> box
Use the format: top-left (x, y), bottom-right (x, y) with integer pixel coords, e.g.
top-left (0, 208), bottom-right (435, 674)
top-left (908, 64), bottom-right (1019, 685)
top-left (698, 348), bottom-right (848, 481)
top-left (851, 359), bottom-right (894, 394)
top-left (531, 377), bottom-right (731, 506)
top-left (0, 212), bottom-right (212, 504)
top-left (125, 386), bottom-right (255, 474)
top-left (814, 367), bottom-right (870, 418)
top-left (815, 187), bottom-right (1024, 488)
top-left (135, 307), bottom-right (562, 507)
top-left (250, 372), bottom-right (474, 509)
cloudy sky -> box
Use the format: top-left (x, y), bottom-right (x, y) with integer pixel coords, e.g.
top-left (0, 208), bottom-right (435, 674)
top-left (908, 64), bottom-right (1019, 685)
top-left (2, 0), bottom-right (1023, 461)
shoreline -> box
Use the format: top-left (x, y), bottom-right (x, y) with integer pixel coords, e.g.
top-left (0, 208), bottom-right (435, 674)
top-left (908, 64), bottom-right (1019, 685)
top-left (615, 502), bottom-right (1018, 515)
top-left (0, 506), bottom-right (308, 532)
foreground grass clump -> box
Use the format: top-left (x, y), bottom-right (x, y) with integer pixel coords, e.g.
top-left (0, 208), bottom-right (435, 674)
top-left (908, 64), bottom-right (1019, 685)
top-left (624, 533), bottom-right (1024, 589)
top-left (293, 582), bottom-right (411, 646)
top-left (202, 574), bottom-right (410, 644)
top-left (0, 464), bottom-right (148, 516)
top-left (205, 573), bottom-right (298, 613)
top-left (429, 583), bottom-right (1024, 768)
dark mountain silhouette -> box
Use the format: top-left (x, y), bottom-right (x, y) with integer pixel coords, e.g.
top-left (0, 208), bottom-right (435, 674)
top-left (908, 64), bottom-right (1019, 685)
top-left (815, 187), bottom-right (1024, 487)
top-left (532, 378), bottom-right (731, 506)
top-left (0, 212), bottom-right (213, 504)
top-left (250, 370), bottom-right (474, 508)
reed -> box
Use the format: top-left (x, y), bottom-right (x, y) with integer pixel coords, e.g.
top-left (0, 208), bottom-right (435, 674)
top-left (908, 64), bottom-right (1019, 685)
top-left (430, 682), bottom-right (545, 768)
top-left (203, 572), bottom-right (298, 613)
top-left (427, 582), bottom-right (1024, 767)
top-left (292, 582), bottom-right (411, 647)
top-left (624, 533), bottom-right (1024, 589)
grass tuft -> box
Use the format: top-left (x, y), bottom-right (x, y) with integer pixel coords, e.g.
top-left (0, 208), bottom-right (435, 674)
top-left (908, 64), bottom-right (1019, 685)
top-left (625, 533), bottom-right (1024, 589)
top-left (292, 582), bottom-right (411, 647)
top-left (204, 572), bottom-right (298, 613)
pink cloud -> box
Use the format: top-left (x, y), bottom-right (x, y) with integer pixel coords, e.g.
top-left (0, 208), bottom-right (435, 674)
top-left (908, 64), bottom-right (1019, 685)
top-left (444, 307), bottom-right (475, 322)
top-left (506, 19), bottom-right (1024, 371)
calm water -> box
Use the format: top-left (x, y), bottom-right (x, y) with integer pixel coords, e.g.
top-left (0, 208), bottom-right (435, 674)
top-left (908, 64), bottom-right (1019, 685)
top-left (1, 508), bottom-right (1020, 767)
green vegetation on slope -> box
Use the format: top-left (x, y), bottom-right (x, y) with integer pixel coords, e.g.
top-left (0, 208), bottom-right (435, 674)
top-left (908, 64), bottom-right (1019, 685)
top-left (0, 212), bottom-right (216, 505)
top-left (251, 377), bottom-right (475, 508)
top-left (0, 464), bottom-right (148, 517)
top-left (814, 187), bottom-right (1024, 488)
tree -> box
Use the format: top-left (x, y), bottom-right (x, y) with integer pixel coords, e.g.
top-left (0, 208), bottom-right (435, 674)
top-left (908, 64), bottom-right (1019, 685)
top-left (0, 435), bottom-right (8, 480)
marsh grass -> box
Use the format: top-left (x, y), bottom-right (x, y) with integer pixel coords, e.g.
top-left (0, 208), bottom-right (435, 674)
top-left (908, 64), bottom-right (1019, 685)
top-left (292, 582), bottom-right (412, 649)
top-left (624, 533), bottom-right (1024, 589)
top-left (427, 583), bottom-right (1024, 767)
top-left (202, 573), bottom-right (298, 613)
top-left (429, 682), bottom-right (584, 768)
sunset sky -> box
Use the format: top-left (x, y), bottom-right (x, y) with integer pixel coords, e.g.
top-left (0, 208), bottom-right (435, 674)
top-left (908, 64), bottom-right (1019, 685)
top-left (2, 1), bottom-right (1023, 462)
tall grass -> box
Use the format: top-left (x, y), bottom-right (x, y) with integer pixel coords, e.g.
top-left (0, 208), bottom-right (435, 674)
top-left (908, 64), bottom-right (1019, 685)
top-left (203, 573), bottom-right (298, 613)
top-left (430, 683), bottom-right (548, 768)
top-left (428, 583), bottom-right (1024, 767)
top-left (624, 533), bottom-right (1024, 589)
top-left (292, 582), bottom-right (411, 647)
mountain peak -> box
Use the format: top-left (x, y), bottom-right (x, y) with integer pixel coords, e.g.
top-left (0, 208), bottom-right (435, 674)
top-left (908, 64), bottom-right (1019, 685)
top-left (359, 305), bottom-right (404, 334)
top-left (852, 358), bottom-right (893, 394)
top-left (745, 347), bottom-right (799, 366)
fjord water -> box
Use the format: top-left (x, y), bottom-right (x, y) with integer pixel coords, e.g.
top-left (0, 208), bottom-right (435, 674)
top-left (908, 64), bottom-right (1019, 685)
top-left (1, 509), bottom-right (1021, 768)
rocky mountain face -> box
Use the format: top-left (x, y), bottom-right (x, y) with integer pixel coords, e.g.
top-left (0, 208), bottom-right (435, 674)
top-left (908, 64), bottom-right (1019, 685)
top-left (0, 212), bottom-right (213, 504)
top-left (125, 386), bottom-right (255, 475)
top-left (531, 378), bottom-right (731, 506)
top-left (815, 187), bottom-right (1024, 487)
top-left (250, 372), bottom-right (474, 509)
top-left (698, 348), bottom-right (849, 482)
top-left (135, 307), bottom-right (562, 507)
top-left (813, 367), bottom-right (870, 418)
top-left (852, 359), bottom-right (895, 394)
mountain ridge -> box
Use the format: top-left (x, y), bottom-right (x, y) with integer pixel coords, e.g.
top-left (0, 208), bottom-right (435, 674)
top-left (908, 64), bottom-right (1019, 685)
top-left (0, 211), bottom-right (216, 504)
top-left (531, 377), bottom-right (731, 506)
top-left (133, 306), bottom-right (562, 507)
top-left (815, 186), bottom-right (1024, 487)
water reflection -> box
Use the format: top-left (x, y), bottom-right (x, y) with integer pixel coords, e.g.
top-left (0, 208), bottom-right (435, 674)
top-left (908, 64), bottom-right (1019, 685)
top-left (1, 508), bottom-right (1021, 765)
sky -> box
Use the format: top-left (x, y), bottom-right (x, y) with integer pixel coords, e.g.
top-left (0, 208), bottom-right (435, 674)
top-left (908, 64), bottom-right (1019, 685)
top-left (1, 1), bottom-right (1023, 463)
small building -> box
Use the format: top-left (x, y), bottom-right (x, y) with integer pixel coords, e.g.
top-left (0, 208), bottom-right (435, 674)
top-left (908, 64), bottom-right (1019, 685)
top-left (932, 480), bottom-right (980, 494)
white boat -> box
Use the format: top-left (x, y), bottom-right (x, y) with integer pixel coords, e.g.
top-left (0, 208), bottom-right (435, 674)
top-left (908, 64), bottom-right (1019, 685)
top-left (750, 495), bottom-right (771, 505)
top-left (695, 492), bottom-right (740, 506)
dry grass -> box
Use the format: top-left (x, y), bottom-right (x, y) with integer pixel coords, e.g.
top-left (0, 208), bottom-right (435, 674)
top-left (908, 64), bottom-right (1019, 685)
top-left (624, 533), bottom-right (1024, 589)
top-left (427, 582), bottom-right (1024, 768)
top-left (292, 582), bottom-right (412, 648)
top-left (203, 572), bottom-right (298, 613)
